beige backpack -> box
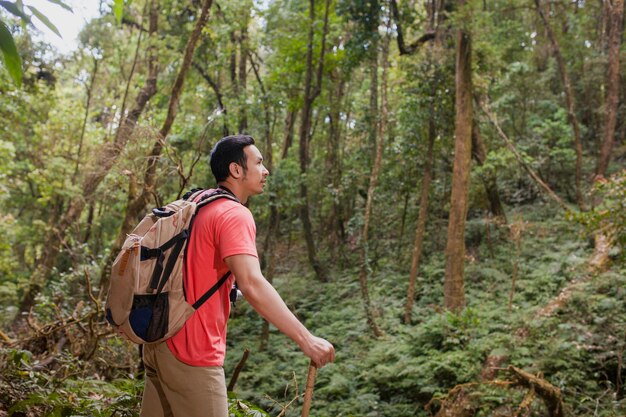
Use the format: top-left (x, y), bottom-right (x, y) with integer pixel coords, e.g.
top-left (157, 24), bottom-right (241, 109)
top-left (105, 189), bottom-right (239, 344)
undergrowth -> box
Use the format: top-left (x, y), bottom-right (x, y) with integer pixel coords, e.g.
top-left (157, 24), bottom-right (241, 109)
top-left (225, 205), bottom-right (626, 416)
top-left (1, 205), bottom-right (625, 416)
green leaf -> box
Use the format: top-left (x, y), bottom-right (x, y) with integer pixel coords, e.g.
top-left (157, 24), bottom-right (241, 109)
top-left (27, 6), bottom-right (61, 38)
top-left (0, 1), bottom-right (31, 22)
top-left (0, 19), bottom-right (22, 86)
top-left (45, 0), bottom-right (73, 12)
top-left (113, 0), bottom-right (124, 24)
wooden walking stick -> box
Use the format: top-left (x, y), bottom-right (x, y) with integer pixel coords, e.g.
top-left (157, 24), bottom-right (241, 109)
top-left (301, 360), bottom-right (317, 417)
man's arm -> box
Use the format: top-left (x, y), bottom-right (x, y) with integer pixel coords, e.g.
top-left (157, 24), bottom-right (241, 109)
top-left (224, 254), bottom-right (335, 367)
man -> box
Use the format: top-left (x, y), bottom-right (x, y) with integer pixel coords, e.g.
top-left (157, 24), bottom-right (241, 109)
top-left (140, 135), bottom-right (335, 417)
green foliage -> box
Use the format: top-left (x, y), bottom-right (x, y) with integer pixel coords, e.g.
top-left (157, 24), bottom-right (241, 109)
top-left (0, 18), bottom-right (21, 85)
top-left (569, 170), bottom-right (626, 259)
top-left (1, 0), bottom-right (625, 416)
top-left (0, 347), bottom-right (271, 417)
top-left (0, 0), bottom-right (70, 85)
top-left (1, 348), bottom-right (143, 416)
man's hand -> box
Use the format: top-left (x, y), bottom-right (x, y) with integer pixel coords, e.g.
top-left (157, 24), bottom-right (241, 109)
top-left (299, 334), bottom-right (335, 368)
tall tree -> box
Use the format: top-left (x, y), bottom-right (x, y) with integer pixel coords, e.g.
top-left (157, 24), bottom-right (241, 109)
top-left (595, 0), bottom-right (624, 179)
top-left (15, 1), bottom-right (160, 317)
top-left (99, 0), bottom-right (214, 296)
top-left (404, 79), bottom-right (436, 324)
top-left (238, 8), bottom-right (249, 133)
top-left (535, 0), bottom-right (585, 210)
top-left (298, 0), bottom-right (331, 282)
top-left (358, 30), bottom-right (389, 338)
top-left (444, 0), bottom-right (472, 312)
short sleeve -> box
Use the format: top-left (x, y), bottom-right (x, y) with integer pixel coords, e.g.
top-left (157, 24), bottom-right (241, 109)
top-left (216, 205), bottom-right (258, 260)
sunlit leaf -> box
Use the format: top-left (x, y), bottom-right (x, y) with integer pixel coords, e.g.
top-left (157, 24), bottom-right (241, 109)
top-left (27, 5), bottom-right (62, 38)
top-left (0, 19), bottom-right (22, 86)
top-left (113, 0), bottom-right (124, 24)
top-left (0, 0), bottom-right (30, 22)
top-left (45, 0), bottom-right (72, 12)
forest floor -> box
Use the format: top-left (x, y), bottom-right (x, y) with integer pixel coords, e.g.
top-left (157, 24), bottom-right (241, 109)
top-left (1, 203), bottom-right (625, 417)
top-left (226, 204), bottom-right (626, 416)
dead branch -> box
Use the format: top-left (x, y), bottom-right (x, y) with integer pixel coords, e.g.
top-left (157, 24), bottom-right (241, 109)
top-left (266, 371), bottom-right (300, 417)
top-left (507, 366), bottom-right (565, 417)
top-left (425, 382), bottom-right (481, 417)
top-left (479, 98), bottom-right (569, 212)
top-left (0, 329), bottom-right (15, 345)
top-left (515, 385), bottom-right (536, 417)
top-left (227, 348), bottom-right (250, 392)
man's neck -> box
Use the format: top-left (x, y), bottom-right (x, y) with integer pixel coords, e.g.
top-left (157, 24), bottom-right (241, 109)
top-left (218, 180), bottom-right (248, 204)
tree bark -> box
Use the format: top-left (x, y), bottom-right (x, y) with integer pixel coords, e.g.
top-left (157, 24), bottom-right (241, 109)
top-left (535, 0), bottom-right (586, 210)
top-left (15, 2), bottom-right (159, 318)
top-left (74, 57), bottom-right (99, 180)
top-left (367, 43), bottom-right (379, 157)
top-left (359, 34), bottom-right (389, 338)
top-left (99, 0), bottom-right (213, 297)
top-left (298, 0), bottom-right (331, 282)
top-left (281, 109), bottom-right (297, 159)
top-left (595, 0), bottom-right (624, 178)
top-left (248, 50), bottom-right (272, 166)
top-left (326, 74), bottom-right (346, 252)
top-left (444, 3), bottom-right (472, 312)
top-left (238, 12), bottom-right (248, 133)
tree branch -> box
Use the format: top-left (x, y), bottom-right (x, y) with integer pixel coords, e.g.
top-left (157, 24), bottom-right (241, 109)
top-left (390, 0), bottom-right (436, 55)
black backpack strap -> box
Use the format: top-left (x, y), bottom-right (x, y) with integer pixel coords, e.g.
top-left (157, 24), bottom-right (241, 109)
top-left (182, 188), bottom-right (204, 200)
top-left (141, 230), bottom-right (189, 291)
top-left (192, 271), bottom-right (232, 310)
top-left (155, 232), bottom-right (188, 295)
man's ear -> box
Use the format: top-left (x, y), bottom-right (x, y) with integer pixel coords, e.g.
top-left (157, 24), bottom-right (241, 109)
top-left (228, 162), bottom-right (242, 179)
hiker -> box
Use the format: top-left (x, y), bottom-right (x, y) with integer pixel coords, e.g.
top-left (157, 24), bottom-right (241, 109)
top-left (139, 134), bottom-right (335, 417)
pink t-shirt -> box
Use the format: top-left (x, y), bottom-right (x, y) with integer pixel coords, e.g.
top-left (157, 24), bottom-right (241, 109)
top-left (167, 192), bottom-right (257, 366)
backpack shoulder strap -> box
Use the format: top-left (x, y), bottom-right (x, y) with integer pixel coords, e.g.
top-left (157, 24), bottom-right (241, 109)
top-left (196, 189), bottom-right (240, 208)
top-left (184, 188), bottom-right (241, 310)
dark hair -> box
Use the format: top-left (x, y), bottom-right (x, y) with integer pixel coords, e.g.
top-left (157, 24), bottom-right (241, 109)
top-left (210, 135), bottom-right (255, 182)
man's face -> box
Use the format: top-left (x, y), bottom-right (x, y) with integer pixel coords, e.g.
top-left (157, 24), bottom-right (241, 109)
top-left (241, 145), bottom-right (269, 195)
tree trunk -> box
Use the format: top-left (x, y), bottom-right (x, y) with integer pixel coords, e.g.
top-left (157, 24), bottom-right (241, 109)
top-left (248, 50), bottom-right (272, 167)
top-left (367, 44), bottom-right (379, 159)
top-left (250, 46), bottom-right (282, 350)
top-left (74, 57), bottom-right (99, 180)
top-left (282, 109), bottom-right (297, 159)
top-left (230, 30), bottom-right (237, 90)
top-left (472, 122), bottom-right (507, 222)
top-left (404, 101), bottom-right (435, 324)
top-left (326, 74), bottom-right (346, 253)
top-left (238, 12), bottom-right (248, 133)
top-left (259, 202), bottom-right (279, 351)
top-left (595, 0), bottom-right (624, 178)
top-left (15, 3), bottom-right (159, 318)
top-left (444, 3), bottom-right (472, 312)
top-left (298, 0), bottom-right (331, 282)
top-left (99, 0), bottom-right (214, 297)
top-left (535, 0), bottom-right (586, 210)
top-left (359, 34), bottom-right (389, 338)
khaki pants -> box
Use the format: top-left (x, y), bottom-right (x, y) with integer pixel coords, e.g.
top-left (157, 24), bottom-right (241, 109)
top-left (140, 342), bottom-right (228, 417)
